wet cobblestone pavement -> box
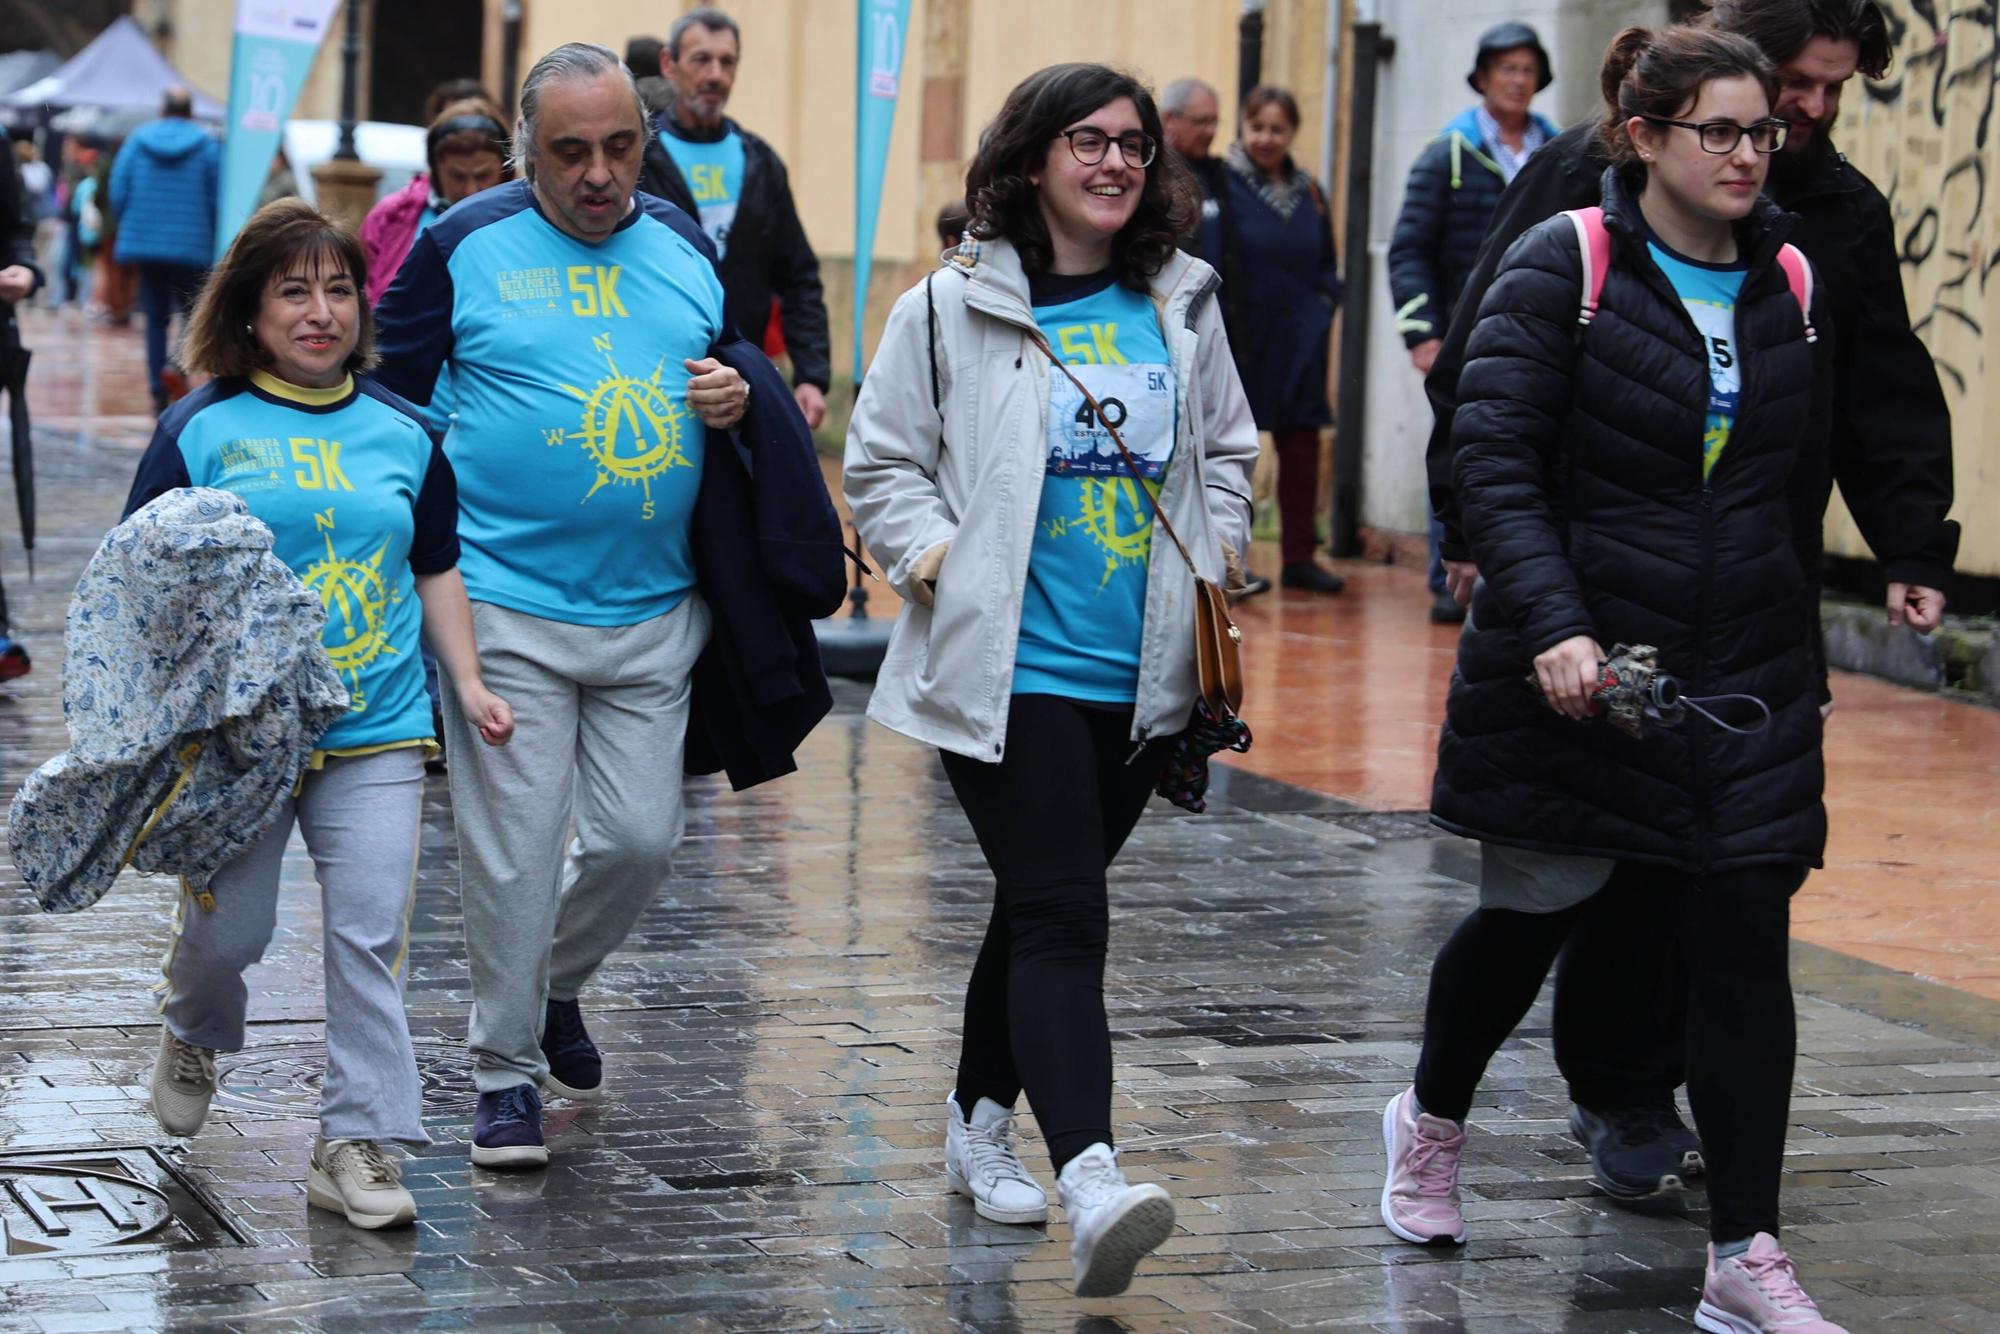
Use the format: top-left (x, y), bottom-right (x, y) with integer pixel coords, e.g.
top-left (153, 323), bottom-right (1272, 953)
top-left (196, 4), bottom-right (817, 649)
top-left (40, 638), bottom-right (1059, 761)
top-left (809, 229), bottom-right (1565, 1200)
top-left (4, 324), bottom-right (2000, 1330)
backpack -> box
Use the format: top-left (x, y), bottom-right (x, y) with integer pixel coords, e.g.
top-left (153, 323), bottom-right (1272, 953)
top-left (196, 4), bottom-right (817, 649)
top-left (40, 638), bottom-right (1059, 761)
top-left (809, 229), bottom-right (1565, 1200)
top-left (1560, 206), bottom-right (1815, 342)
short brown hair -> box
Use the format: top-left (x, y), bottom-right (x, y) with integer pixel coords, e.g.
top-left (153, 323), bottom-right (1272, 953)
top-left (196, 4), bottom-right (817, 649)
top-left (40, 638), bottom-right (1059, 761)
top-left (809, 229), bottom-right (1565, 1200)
top-left (182, 199), bottom-right (377, 380)
top-left (1240, 85), bottom-right (1301, 131)
top-left (427, 96), bottom-right (511, 178)
top-left (1597, 25), bottom-right (1777, 171)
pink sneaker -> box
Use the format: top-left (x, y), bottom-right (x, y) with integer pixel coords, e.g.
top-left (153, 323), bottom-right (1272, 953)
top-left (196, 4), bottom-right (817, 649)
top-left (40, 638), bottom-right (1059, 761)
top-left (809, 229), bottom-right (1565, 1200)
top-left (1696, 1233), bottom-right (1848, 1333)
top-left (1379, 1087), bottom-right (1467, 1245)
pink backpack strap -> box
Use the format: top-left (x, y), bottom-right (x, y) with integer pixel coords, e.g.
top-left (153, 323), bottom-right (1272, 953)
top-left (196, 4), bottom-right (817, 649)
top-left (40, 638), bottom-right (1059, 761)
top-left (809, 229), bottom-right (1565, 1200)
top-left (1776, 243), bottom-right (1816, 342)
top-left (1561, 207), bottom-right (1613, 327)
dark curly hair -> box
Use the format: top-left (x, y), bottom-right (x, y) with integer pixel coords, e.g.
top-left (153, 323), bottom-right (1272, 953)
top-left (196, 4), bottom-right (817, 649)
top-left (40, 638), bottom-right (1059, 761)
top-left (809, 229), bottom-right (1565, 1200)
top-left (964, 63), bottom-right (1199, 291)
top-left (1706, 0), bottom-right (1893, 81)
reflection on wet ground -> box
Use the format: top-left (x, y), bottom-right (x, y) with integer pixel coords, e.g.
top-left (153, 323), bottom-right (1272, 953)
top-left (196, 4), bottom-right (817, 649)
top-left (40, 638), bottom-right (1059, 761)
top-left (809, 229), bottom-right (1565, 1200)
top-left (2, 309), bottom-right (1998, 1329)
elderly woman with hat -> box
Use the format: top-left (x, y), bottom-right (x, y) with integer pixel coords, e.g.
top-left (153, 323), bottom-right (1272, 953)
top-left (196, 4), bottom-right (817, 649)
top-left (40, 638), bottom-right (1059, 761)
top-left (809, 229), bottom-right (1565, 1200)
top-left (1387, 22), bottom-right (1560, 623)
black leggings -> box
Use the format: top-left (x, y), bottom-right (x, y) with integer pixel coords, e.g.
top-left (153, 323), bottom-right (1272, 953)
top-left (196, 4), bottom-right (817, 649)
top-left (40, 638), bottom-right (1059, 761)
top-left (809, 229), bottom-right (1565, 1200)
top-left (941, 694), bottom-right (1166, 1173)
top-left (1412, 861), bottom-right (1803, 1243)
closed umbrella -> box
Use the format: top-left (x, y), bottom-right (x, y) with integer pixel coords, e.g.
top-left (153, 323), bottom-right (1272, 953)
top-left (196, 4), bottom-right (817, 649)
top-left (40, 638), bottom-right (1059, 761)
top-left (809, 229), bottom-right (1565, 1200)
top-left (3, 325), bottom-right (33, 570)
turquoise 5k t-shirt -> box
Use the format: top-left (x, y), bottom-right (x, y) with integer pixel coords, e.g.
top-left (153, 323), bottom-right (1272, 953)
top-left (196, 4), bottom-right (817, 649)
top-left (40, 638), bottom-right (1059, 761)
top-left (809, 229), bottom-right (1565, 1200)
top-left (660, 125), bottom-right (745, 260)
top-left (378, 182), bottom-right (728, 626)
top-left (1648, 240), bottom-right (1748, 480)
top-left (126, 373), bottom-right (460, 752)
top-left (1014, 270), bottom-right (1178, 704)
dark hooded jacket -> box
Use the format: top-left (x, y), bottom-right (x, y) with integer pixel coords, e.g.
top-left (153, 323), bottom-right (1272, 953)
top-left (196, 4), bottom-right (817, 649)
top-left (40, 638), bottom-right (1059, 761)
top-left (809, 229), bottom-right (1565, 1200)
top-left (638, 104), bottom-right (831, 392)
top-left (1387, 105), bottom-right (1561, 347)
top-left (1433, 169), bottom-right (1831, 872)
top-left (1425, 121), bottom-right (1957, 591)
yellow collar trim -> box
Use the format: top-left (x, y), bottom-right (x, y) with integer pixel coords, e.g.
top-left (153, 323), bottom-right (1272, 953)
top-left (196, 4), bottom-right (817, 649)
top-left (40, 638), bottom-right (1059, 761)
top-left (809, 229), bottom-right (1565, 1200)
top-left (251, 369), bottom-right (354, 406)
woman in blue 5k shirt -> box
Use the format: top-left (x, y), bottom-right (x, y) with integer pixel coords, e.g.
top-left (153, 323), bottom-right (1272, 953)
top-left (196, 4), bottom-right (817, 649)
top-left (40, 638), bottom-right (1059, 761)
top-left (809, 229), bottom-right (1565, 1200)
top-left (124, 200), bottom-right (514, 1232)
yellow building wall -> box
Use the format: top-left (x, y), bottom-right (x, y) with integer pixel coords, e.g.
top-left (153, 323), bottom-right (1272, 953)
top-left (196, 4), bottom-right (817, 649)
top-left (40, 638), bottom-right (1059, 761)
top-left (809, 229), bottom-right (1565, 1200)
top-left (1833, 3), bottom-right (1997, 577)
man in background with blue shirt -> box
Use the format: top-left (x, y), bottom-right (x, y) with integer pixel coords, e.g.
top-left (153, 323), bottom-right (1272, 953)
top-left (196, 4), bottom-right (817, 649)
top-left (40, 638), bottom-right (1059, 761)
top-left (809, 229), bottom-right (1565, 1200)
top-left (639, 7), bottom-right (831, 429)
top-left (373, 42), bottom-right (752, 1169)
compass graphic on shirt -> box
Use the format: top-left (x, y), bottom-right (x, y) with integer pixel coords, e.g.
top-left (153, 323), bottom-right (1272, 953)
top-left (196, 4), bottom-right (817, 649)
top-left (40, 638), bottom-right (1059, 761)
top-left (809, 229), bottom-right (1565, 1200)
top-left (1074, 477), bottom-right (1156, 589)
top-left (546, 332), bottom-right (692, 520)
top-left (301, 516), bottom-right (399, 713)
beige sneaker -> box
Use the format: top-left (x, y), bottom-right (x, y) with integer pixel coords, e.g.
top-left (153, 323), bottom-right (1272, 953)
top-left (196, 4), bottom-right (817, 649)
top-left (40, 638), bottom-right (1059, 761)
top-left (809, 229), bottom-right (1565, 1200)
top-left (308, 1139), bottom-right (418, 1230)
top-left (150, 1026), bottom-right (216, 1137)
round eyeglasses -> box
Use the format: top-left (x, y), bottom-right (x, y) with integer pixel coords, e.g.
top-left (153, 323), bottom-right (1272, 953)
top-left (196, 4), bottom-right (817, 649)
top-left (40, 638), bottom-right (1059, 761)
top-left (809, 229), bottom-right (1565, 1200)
top-left (1060, 127), bottom-right (1159, 169)
top-left (1642, 116), bottom-right (1789, 155)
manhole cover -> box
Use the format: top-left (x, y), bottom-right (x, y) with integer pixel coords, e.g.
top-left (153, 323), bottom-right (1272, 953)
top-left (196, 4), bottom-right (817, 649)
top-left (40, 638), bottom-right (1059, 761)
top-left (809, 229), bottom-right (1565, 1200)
top-left (214, 1038), bottom-right (476, 1116)
top-left (0, 1147), bottom-right (247, 1257)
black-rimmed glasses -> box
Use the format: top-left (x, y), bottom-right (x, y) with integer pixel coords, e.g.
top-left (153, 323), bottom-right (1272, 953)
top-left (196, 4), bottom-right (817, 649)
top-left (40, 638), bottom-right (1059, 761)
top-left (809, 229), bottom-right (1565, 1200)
top-left (1642, 116), bottom-right (1789, 154)
top-left (1060, 127), bottom-right (1159, 168)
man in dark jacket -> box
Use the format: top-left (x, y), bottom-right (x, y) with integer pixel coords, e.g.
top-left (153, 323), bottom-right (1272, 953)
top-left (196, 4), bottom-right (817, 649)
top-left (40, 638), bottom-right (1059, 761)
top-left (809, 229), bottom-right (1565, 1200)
top-left (1423, 0), bottom-right (1959, 1201)
top-left (109, 87), bottom-right (218, 412)
top-left (638, 7), bottom-right (831, 429)
top-left (1389, 23), bottom-right (1559, 624)
top-left (1163, 76), bottom-right (1226, 269)
top-left (0, 145), bottom-right (42, 679)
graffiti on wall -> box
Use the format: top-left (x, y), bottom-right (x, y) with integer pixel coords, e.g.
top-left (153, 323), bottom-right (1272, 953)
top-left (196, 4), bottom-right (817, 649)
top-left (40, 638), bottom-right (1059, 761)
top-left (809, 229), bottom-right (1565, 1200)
top-left (1840, 1), bottom-right (1997, 573)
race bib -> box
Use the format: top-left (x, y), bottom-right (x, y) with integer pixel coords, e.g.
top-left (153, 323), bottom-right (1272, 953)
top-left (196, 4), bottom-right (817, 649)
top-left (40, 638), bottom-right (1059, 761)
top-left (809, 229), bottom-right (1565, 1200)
top-left (1682, 298), bottom-right (1740, 419)
top-left (1045, 362), bottom-right (1175, 479)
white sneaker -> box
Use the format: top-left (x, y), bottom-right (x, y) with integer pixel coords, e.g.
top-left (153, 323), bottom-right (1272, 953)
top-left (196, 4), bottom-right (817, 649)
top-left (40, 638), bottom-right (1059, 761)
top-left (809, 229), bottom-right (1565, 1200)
top-left (1056, 1142), bottom-right (1175, 1298)
top-left (150, 1026), bottom-right (216, 1137)
top-left (944, 1094), bottom-right (1048, 1224)
top-left (308, 1139), bottom-right (418, 1230)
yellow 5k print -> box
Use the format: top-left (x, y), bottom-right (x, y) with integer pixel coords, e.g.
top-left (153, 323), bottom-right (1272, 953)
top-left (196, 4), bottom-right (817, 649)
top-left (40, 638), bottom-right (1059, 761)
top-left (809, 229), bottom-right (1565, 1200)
top-left (567, 265), bottom-right (628, 318)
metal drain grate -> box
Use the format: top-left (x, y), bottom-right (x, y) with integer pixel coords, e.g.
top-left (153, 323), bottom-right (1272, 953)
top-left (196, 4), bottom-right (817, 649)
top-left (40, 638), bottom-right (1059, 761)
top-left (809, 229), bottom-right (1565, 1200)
top-left (214, 1037), bottom-right (476, 1117)
top-left (0, 1146), bottom-right (247, 1257)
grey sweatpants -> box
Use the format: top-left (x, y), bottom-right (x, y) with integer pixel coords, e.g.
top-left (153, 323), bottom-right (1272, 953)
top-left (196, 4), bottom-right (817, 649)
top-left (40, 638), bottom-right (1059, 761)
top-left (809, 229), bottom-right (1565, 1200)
top-left (442, 596), bottom-right (710, 1094)
top-left (160, 747), bottom-right (427, 1144)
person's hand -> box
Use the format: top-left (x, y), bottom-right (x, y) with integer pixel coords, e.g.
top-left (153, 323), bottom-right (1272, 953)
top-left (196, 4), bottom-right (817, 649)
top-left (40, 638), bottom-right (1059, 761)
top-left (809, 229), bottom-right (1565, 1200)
top-left (0, 265), bottom-right (33, 304)
top-left (684, 358), bottom-right (750, 429)
top-left (1532, 635), bottom-right (1606, 721)
top-left (1887, 582), bottom-right (1945, 634)
top-left (1409, 338), bottom-right (1442, 375)
top-left (1820, 698), bottom-right (1835, 722)
top-left (459, 684), bottom-right (515, 746)
top-left (794, 382), bottom-right (827, 431)
top-left (1443, 558), bottom-right (1478, 607)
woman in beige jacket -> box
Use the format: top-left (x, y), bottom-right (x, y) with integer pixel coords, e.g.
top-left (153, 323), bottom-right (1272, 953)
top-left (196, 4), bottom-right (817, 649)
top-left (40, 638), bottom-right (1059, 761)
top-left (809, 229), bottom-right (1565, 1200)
top-left (844, 62), bottom-right (1258, 1300)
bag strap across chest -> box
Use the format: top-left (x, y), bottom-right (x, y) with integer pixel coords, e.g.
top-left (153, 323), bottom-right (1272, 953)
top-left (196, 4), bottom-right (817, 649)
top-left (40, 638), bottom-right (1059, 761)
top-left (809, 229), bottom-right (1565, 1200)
top-left (1560, 205), bottom-right (1815, 342)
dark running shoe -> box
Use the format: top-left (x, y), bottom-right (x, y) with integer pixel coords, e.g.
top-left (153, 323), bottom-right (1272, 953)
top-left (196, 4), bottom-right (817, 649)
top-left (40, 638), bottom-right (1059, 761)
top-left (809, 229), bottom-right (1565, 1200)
top-left (1429, 589), bottom-right (1467, 624)
top-left (1280, 562), bottom-right (1346, 594)
top-left (1570, 1101), bottom-right (1705, 1200)
top-left (0, 635), bottom-right (29, 681)
top-left (540, 997), bottom-right (604, 1101)
top-left (471, 1084), bottom-right (548, 1169)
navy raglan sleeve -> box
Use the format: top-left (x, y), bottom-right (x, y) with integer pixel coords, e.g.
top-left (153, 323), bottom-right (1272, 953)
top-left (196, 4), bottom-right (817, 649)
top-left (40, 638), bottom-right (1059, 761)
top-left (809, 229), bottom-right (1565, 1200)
top-left (123, 422), bottom-right (192, 519)
top-left (408, 439), bottom-right (460, 575)
top-left (372, 228), bottom-right (456, 406)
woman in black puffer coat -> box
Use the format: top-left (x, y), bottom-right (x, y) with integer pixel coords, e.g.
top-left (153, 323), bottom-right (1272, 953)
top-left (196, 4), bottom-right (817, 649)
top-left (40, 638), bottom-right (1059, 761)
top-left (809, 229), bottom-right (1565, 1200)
top-left (1381, 25), bottom-right (1852, 1334)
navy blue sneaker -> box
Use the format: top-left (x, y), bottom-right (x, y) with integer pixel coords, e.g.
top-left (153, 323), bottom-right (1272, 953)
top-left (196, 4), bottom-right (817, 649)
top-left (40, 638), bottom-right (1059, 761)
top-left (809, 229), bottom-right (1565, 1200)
top-left (471, 1084), bottom-right (548, 1169)
top-left (540, 998), bottom-right (604, 1101)
top-left (1570, 1101), bottom-right (1704, 1200)
top-left (0, 635), bottom-right (30, 682)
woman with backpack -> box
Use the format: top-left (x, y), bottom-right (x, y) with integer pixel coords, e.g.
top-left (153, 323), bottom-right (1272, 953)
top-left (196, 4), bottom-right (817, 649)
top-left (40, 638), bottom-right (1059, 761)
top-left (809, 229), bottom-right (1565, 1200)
top-left (844, 63), bottom-right (1258, 1299)
top-left (1381, 26), bottom-right (1846, 1334)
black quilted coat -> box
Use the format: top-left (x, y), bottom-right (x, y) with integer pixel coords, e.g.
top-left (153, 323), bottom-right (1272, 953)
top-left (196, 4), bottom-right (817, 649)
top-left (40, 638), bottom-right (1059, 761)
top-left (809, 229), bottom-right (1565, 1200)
top-left (1431, 170), bottom-right (1832, 873)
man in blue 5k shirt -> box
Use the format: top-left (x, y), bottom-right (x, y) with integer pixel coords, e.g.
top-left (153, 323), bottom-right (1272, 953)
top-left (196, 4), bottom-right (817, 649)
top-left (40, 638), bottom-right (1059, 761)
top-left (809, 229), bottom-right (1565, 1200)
top-left (374, 41), bottom-right (753, 1170)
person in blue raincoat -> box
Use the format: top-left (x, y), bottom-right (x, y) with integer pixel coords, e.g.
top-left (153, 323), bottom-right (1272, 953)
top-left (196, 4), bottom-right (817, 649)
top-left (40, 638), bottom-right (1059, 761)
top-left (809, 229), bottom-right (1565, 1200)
top-left (1218, 85), bottom-right (1343, 594)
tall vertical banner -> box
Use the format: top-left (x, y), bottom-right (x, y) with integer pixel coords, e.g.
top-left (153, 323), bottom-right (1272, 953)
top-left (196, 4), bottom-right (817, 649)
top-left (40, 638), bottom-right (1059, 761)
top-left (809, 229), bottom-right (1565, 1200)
top-left (853, 0), bottom-right (912, 381)
top-left (217, 0), bottom-right (342, 258)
